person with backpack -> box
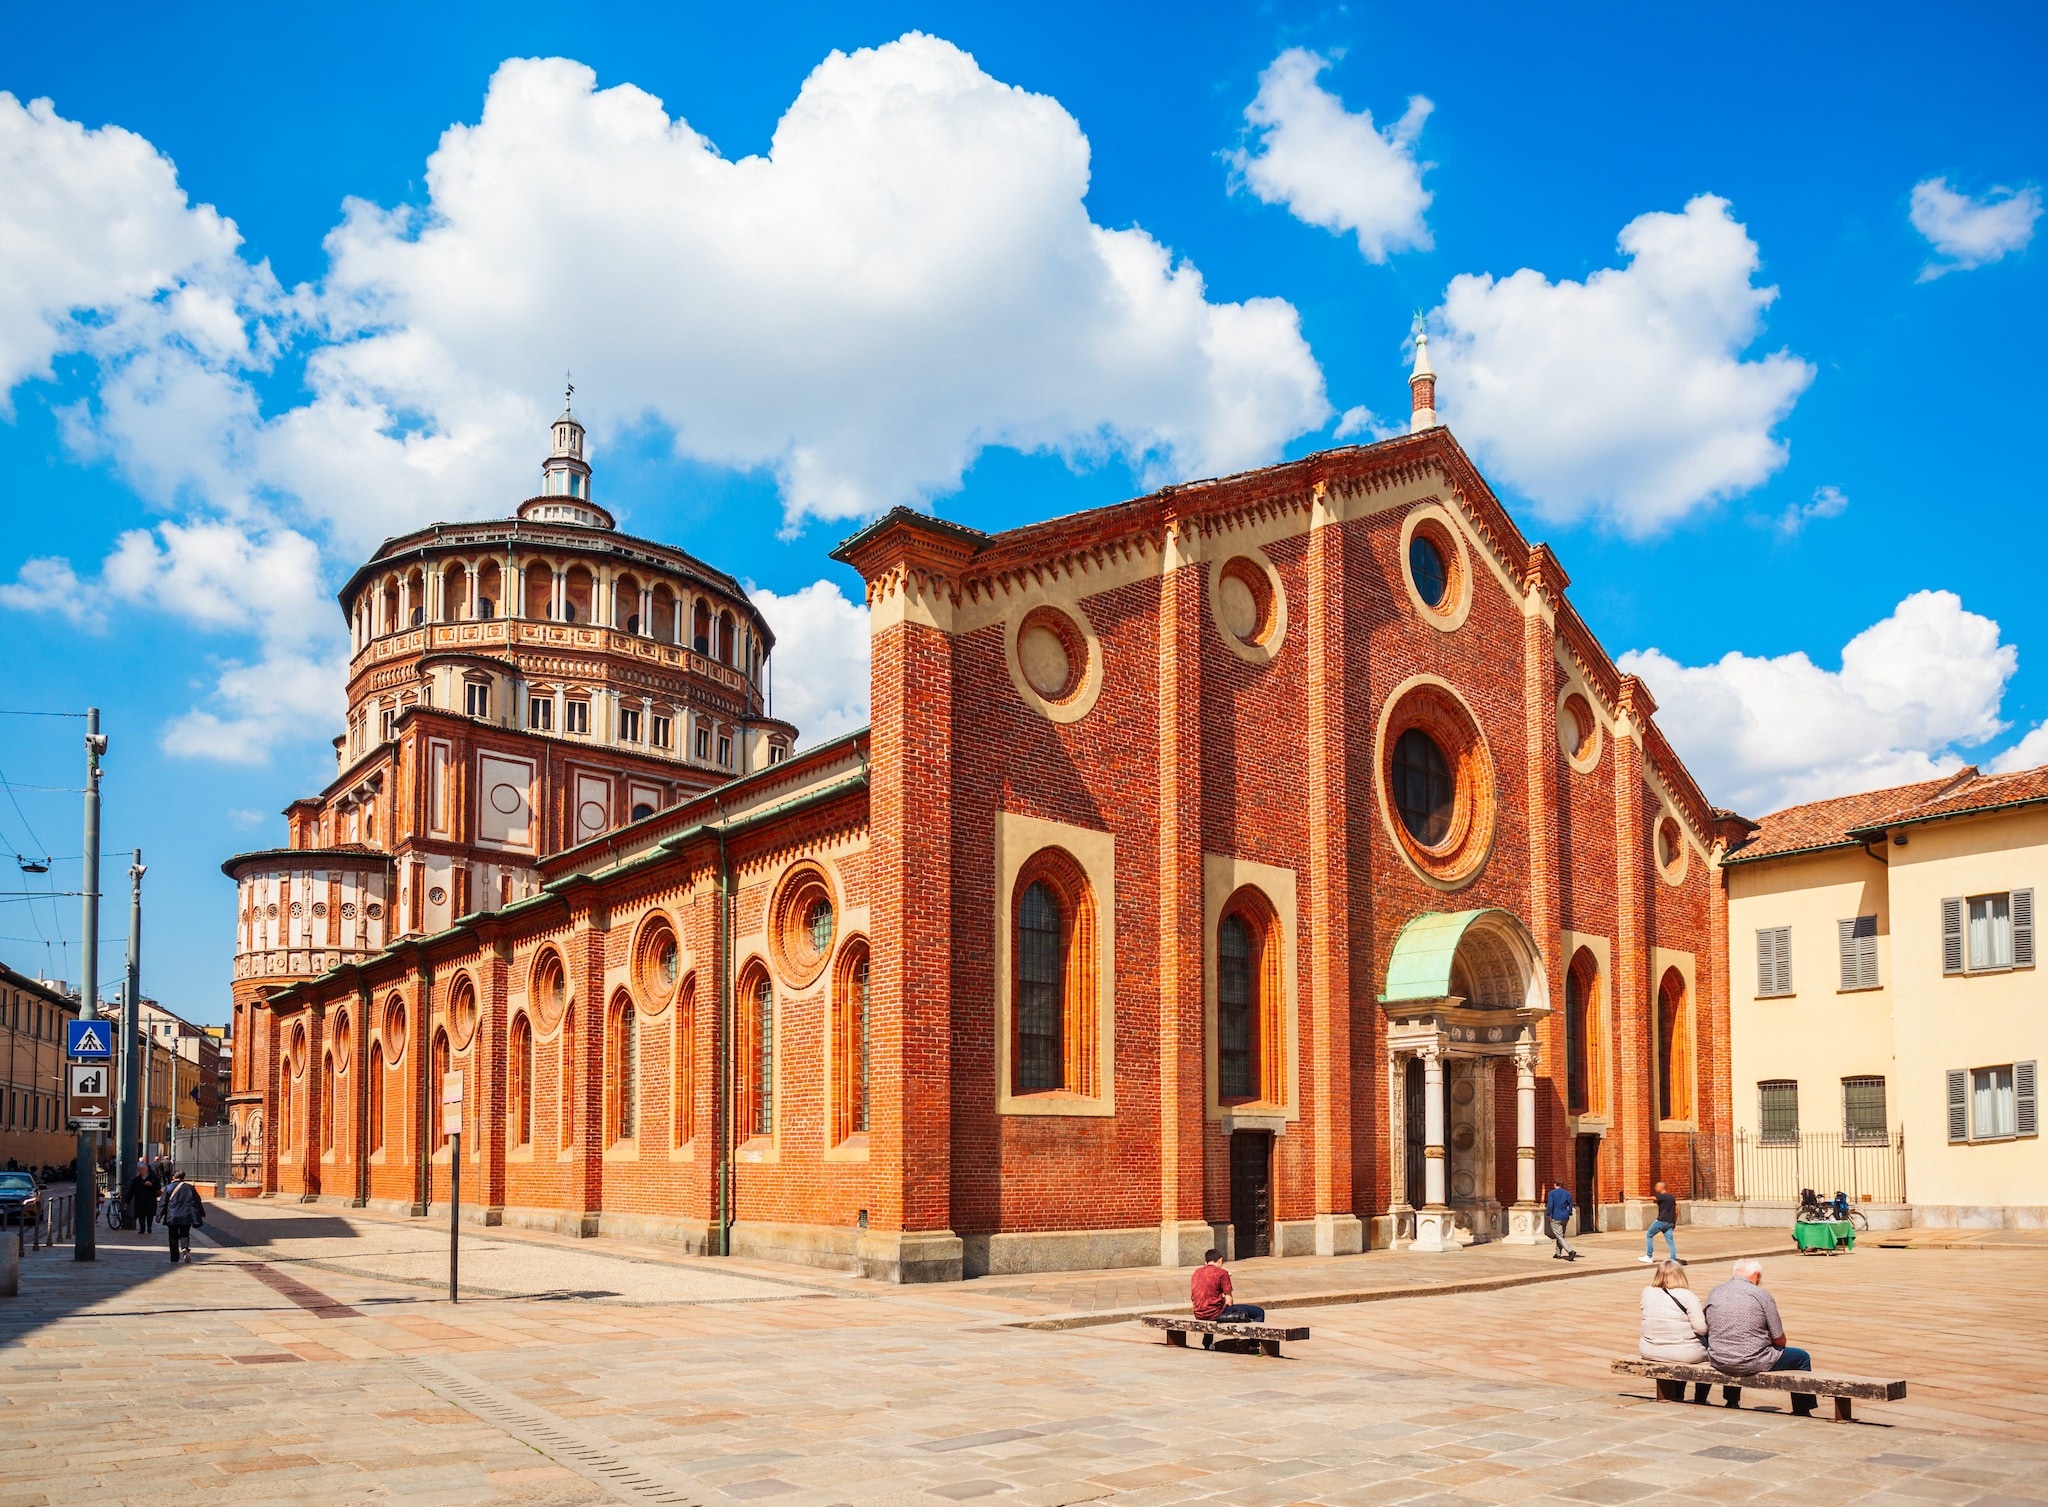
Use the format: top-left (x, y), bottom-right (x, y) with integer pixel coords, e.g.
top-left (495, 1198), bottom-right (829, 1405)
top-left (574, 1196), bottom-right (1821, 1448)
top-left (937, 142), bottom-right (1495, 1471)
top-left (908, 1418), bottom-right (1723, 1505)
top-left (1639, 1258), bottom-right (1713, 1403)
top-left (1545, 1179), bottom-right (1580, 1261)
top-left (162, 1172), bottom-right (205, 1263)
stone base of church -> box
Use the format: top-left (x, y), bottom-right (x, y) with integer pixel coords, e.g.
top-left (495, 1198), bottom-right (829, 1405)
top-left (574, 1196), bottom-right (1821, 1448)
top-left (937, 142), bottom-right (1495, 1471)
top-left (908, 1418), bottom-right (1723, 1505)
top-left (1312, 1213), bottom-right (1366, 1256)
top-left (1410, 1207), bottom-right (1456, 1252)
top-left (858, 1228), bottom-right (964, 1284)
top-left (1597, 1200), bottom-right (1658, 1232)
top-left (1159, 1219), bottom-right (1229, 1268)
top-left (963, 1225), bottom-right (1173, 1278)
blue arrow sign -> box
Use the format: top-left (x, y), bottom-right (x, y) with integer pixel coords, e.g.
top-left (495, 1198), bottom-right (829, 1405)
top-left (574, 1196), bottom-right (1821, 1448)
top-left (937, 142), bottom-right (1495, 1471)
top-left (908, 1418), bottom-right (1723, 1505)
top-left (67, 1019), bottom-right (112, 1060)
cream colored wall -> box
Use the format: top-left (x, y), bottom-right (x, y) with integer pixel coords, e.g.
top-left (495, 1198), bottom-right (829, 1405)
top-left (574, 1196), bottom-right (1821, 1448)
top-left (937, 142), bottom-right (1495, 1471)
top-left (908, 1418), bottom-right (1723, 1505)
top-left (1726, 847), bottom-right (1895, 1142)
top-left (1886, 807), bottom-right (2048, 1211)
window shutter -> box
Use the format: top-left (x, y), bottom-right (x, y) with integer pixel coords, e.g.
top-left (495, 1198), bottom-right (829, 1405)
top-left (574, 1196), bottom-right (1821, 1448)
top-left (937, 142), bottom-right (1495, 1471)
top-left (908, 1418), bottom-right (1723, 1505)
top-left (1775, 928), bottom-right (1793, 995)
top-left (1756, 929), bottom-right (1776, 996)
top-left (2013, 889), bottom-right (2035, 969)
top-left (1941, 898), bottom-right (1965, 975)
top-left (1947, 1069), bottom-right (1969, 1142)
top-left (2019, 1061), bottom-right (2038, 1139)
top-left (1837, 918), bottom-right (1856, 990)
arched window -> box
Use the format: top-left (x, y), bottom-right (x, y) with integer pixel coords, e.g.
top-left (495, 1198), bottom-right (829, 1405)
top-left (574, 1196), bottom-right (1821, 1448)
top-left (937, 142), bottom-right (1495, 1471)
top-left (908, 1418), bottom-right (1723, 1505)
top-left (717, 609), bottom-right (736, 665)
top-left (279, 1070), bottom-right (295, 1153)
top-left (560, 1007), bottom-right (577, 1150)
top-left (432, 1029), bottom-right (451, 1151)
top-left (607, 994), bottom-right (638, 1144)
top-left (320, 1052), bottom-right (335, 1152)
top-left (673, 974), bottom-right (696, 1147)
top-left (1565, 948), bottom-right (1602, 1117)
top-left (1218, 916), bottom-right (1256, 1101)
top-left (1017, 882), bottom-right (1064, 1092)
top-left (1657, 968), bottom-right (1693, 1123)
top-left (692, 601), bottom-right (712, 655)
top-left (1216, 890), bottom-right (1284, 1105)
top-left (509, 1014), bottom-right (532, 1148)
top-left (736, 966), bottom-right (774, 1139)
top-left (368, 1043), bottom-right (386, 1152)
top-left (524, 561), bottom-right (553, 621)
top-left (834, 942), bottom-right (870, 1143)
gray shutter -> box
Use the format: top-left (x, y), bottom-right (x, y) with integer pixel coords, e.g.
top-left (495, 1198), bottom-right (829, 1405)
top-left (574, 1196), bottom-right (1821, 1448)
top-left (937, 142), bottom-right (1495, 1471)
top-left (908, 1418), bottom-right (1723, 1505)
top-left (1837, 918), bottom-right (1856, 991)
top-left (1776, 928), bottom-right (1794, 995)
top-left (1837, 916), bottom-right (1879, 989)
top-left (1947, 1069), bottom-right (1969, 1142)
top-left (1942, 898), bottom-right (1965, 975)
top-left (2013, 889), bottom-right (2035, 969)
top-left (2019, 1061), bottom-right (2038, 1138)
top-left (1756, 929), bottom-right (1776, 996)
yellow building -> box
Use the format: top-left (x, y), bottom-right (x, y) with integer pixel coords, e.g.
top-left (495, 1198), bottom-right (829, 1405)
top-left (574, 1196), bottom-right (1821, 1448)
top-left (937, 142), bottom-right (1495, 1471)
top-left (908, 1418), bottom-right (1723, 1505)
top-left (1724, 764), bottom-right (2043, 1228)
top-left (0, 964), bottom-right (81, 1171)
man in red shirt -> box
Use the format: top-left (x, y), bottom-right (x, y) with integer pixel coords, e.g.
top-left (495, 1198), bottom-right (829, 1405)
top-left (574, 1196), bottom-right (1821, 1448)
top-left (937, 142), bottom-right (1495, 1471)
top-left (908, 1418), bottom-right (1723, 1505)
top-left (1189, 1249), bottom-right (1265, 1349)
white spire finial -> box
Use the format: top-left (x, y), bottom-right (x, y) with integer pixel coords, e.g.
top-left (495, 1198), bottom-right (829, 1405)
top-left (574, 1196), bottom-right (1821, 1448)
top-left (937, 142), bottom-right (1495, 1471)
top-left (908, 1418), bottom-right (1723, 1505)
top-left (1409, 324), bottom-right (1438, 433)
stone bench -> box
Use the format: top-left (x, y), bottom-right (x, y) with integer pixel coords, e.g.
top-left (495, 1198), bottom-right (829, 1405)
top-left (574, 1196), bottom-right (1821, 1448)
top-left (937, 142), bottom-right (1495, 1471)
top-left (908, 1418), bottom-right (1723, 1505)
top-left (1142, 1315), bottom-right (1309, 1358)
top-left (1612, 1358), bottom-right (1906, 1422)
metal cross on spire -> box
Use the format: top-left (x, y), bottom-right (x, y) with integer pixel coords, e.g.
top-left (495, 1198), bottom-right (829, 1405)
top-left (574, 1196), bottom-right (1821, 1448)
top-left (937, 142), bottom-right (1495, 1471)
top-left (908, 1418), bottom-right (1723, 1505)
top-left (564, 372), bottom-right (575, 411)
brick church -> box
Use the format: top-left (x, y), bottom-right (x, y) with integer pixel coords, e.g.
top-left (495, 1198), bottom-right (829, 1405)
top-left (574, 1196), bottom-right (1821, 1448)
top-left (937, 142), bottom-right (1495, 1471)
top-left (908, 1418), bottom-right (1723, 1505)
top-left (226, 347), bottom-right (1744, 1281)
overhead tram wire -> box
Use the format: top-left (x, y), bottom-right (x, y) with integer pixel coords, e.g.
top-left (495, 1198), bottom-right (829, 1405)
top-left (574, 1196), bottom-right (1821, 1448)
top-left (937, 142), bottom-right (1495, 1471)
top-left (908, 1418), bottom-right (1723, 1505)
top-left (0, 752), bottom-right (73, 975)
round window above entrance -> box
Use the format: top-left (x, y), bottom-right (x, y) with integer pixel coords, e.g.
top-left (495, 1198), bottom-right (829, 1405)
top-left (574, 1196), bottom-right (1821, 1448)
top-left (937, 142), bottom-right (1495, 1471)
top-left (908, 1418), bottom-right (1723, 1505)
top-left (1375, 678), bottom-right (1497, 890)
top-left (1392, 729), bottom-right (1454, 846)
top-left (1409, 534), bottom-right (1448, 608)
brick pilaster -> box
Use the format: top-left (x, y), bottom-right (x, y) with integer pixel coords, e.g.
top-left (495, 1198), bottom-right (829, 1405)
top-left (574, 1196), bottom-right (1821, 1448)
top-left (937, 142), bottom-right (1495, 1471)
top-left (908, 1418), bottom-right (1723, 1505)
top-left (1614, 675), bottom-right (1654, 1203)
top-left (1157, 513), bottom-right (1207, 1244)
top-left (1522, 546), bottom-right (1567, 1192)
top-left (1305, 490), bottom-right (1354, 1238)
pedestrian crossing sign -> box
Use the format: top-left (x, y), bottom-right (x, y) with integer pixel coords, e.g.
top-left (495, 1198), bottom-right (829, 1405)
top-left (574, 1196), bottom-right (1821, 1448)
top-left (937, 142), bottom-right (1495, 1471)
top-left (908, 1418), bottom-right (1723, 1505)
top-left (67, 1019), bottom-right (112, 1060)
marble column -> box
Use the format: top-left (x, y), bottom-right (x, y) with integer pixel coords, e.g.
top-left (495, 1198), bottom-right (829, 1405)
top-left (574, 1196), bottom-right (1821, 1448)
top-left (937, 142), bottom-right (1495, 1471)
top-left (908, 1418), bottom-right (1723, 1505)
top-left (1413, 1045), bottom-right (1453, 1252)
top-left (1504, 1044), bottom-right (1544, 1243)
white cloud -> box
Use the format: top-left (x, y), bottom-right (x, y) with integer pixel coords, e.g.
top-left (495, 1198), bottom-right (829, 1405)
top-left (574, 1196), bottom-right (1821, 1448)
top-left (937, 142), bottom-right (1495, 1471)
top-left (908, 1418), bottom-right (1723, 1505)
top-left (1910, 177), bottom-right (2041, 279)
top-left (1990, 723), bottom-right (2048, 775)
top-left (1333, 404), bottom-right (1401, 442)
top-left (160, 646), bottom-right (347, 765)
top-left (0, 38), bottom-right (1334, 762)
top-left (750, 579), bottom-right (871, 746)
top-left (0, 557), bottom-right (103, 628)
top-left (1429, 195), bottom-right (1814, 534)
top-left (1227, 49), bottom-right (1432, 263)
top-left (1620, 590), bottom-right (2015, 814)
top-left (1771, 483), bottom-right (1848, 537)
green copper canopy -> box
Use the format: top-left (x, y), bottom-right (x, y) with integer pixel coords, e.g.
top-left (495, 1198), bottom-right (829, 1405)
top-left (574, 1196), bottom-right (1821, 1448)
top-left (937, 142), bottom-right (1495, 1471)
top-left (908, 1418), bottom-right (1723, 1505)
top-left (1379, 908), bottom-right (1548, 1011)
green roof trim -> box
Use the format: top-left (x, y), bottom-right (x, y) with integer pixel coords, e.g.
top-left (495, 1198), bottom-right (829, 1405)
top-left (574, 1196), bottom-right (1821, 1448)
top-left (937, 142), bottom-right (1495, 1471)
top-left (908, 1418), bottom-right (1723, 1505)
top-left (1380, 909), bottom-right (1496, 1002)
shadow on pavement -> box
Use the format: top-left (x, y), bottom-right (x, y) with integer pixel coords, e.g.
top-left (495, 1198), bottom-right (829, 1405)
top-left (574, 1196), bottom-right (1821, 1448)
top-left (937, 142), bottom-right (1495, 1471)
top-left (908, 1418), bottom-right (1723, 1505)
top-left (201, 1206), bottom-right (363, 1247)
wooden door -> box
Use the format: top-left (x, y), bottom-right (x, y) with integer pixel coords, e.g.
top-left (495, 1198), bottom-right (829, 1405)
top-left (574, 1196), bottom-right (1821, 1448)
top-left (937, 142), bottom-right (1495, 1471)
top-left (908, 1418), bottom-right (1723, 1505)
top-left (1229, 1130), bottom-right (1271, 1258)
top-left (1574, 1134), bottom-right (1600, 1235)
top-left (1404, 1056), bottom-right (1426, 1205)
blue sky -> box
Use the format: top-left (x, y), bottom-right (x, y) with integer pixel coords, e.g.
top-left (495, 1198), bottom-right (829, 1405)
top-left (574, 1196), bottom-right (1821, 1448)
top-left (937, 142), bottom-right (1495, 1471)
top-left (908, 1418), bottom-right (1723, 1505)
top-left (0, 1), bottom-right (2042, 1022)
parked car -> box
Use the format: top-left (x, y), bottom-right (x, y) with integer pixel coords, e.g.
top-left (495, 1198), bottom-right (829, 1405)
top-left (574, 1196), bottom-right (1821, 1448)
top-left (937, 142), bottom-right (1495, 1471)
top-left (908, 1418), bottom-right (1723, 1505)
top-left (0, 1170), bottom-right (41, 1226)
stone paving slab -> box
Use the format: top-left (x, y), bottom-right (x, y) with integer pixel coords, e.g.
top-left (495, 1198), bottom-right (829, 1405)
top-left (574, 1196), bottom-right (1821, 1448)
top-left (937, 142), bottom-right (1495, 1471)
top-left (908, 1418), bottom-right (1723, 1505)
top-left (2, 1205), bottom-right (2045, 1505)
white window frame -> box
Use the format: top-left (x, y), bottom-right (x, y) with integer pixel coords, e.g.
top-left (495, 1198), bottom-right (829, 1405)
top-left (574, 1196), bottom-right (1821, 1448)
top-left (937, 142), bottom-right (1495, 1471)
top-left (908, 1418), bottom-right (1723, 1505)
top-left (651, 714), bottom-right (672, 749)
top-left (1943, 889), bottom-right (2034, 975)
top-left (619, 708), bottom-right (641, 743)
top-left (464, 682), bottom-right (490, 720)
top-left (565, 699), bottom-right (591, 736)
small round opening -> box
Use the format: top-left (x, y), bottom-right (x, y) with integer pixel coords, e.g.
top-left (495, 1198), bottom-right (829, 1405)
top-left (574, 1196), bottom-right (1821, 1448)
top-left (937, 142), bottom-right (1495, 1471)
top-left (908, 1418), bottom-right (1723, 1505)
top-left (1409, 534), bottom-right (1448, 609)
top-left (1018, 609), bottom-right (1081, 700)
top-left (1658, 817), bottom-right (1684, 873)
top-left (1562, 693), bottom-right (1597, 763)
top-left (1392, 728), bottom-right (1455, 846)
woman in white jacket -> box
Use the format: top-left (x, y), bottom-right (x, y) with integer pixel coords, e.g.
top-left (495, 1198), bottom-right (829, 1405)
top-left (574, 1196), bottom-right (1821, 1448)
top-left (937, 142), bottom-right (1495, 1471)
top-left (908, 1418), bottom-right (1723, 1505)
top-left (1639, 1259), bottom-right (1711, 1402)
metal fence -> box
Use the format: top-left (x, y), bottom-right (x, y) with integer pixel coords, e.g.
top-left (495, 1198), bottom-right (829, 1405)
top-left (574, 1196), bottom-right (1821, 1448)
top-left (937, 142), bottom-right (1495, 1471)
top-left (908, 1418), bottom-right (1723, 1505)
top-left (172, 1124), bottom-right (235, 1187)
top-left (1732, 1129), bottom-right (1907, 1204)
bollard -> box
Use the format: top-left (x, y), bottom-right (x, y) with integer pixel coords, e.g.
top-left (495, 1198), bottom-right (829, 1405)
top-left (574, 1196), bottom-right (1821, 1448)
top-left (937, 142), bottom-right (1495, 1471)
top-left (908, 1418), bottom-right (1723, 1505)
top-left (0, 1220), bottom-right (16, 1297)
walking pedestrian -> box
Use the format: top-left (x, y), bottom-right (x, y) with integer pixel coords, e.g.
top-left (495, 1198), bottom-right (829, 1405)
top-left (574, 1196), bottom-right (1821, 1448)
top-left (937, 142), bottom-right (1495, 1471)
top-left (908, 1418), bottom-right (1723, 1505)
top-left (1640, 1180), bottom-right (1680, 1264)
top-left (1545, 1179), bottom-right (1580, 1261)
top-left (128, 1167), bottom-right (159, 1236)
top-left (162, 1172), bottom-right (205, 1264)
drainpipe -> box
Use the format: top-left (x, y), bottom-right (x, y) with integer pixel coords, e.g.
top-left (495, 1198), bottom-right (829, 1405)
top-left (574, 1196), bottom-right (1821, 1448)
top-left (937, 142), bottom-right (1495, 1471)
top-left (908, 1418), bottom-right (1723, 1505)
top-left (413, 946), bottom-right (434, 1217)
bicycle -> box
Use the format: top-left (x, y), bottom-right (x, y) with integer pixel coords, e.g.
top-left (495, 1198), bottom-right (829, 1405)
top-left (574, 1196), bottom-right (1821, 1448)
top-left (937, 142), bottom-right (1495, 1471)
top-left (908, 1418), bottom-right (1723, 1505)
top-left (1796, 1189), bottom-right (1869, 1231)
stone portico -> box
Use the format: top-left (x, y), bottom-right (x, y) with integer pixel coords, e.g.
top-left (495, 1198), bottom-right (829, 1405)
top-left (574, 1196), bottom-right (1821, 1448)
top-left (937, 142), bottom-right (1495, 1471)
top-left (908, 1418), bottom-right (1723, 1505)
top-left (1381, 909), bottom-right (1551, 1252)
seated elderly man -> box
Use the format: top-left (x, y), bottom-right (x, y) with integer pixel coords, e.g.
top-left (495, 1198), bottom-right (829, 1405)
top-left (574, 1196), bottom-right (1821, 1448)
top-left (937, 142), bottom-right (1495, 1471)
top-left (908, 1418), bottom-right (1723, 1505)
top-left (1703, 1258), bottom-right (1817, 1415)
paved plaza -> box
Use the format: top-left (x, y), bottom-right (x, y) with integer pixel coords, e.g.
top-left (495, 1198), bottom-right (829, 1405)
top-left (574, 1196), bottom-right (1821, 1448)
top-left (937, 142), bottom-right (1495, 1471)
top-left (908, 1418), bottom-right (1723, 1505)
top-left (2, 1203), bottom-right (2044, 1506)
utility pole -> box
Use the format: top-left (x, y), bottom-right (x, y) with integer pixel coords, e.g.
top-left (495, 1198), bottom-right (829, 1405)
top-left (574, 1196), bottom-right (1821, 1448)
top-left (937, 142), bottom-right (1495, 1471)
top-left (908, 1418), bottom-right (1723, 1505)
top-left (118, 850), bottom-right (144, 1225)
top-left (75, 708), bottom-right (106, 1260)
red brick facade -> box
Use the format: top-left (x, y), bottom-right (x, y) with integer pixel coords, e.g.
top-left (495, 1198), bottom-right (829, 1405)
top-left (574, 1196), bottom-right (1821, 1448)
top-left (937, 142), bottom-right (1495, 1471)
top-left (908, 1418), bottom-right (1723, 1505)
top-left (234, 425), bottom-right (1738, 1280)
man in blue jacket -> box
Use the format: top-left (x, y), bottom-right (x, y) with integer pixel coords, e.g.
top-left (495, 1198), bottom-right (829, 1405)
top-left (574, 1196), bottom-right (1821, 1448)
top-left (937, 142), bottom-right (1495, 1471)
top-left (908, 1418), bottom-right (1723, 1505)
top-left (1545, 1179), bottom-right (1580, 1261)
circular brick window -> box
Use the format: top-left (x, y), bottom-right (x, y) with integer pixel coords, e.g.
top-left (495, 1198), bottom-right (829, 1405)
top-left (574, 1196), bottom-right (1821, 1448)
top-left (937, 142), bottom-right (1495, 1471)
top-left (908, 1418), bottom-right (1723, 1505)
top-left (1210, 551), bottom-right (1288, 664)
top-left (1398, 506), bottom-right (1473, 632)
top-left (635, 913), bottom-right (682, 1013)
top-left (1656, 816), bottom-right (1688, 884)
top-left (1005, 600), bottom-right (1102, 724)
top-left (311, 901), bottom-right (328, 919)
top-left (366, 902), bottom-right (384, 920)
top-left (448, 974), bottom-right (479, 1050)
top-left (530, 948), bottom-right (569, 1032)
top-left (341, 902), bottom-right (357, 921)
top-left (382, 997), bottom-right (408, 1065)
top-left (1559, 692), bottom-right (1601, 771)
top-left (331, 1010), bottom-right (352, 1072)
top-left (1376, 678), bottom-right (1497, 888)
top-left (290, 1021), bottom-right (307, 1074)
top-left (770, 863), bottom-right (838, 989)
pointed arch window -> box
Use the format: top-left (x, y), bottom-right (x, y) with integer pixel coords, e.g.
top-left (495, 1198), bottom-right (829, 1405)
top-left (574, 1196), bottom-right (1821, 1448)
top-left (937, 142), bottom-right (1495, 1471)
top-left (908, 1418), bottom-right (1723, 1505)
top-left (833, 941), bottom-right (870, 1143)
top-left (1657, 967), bottom-right (1693, 1123)
top-left (1565, 948), bottom-right (1604, 1117)
top-left (1216, 889), bottom-right (1284, 1105)
top-left (559, 1007), bottom-right (577, 1150)
top-left (320, 1052), bottom-right (335, 1152)
top-left (509, 1014), bottom-right (533, 1148)
top-left (1008, 849), bottom-right (1101, 1099)
top-left (368, 1043), bottom-right (386, 1152)
top-left (606, 994), bottom-right (638, 1144)
top-left (736, 966), bottom-right (775, 1139)
top-left (673, 974), bottom-right (696, 1147)
top-left (432, 1029), bottom-right (451, 1151)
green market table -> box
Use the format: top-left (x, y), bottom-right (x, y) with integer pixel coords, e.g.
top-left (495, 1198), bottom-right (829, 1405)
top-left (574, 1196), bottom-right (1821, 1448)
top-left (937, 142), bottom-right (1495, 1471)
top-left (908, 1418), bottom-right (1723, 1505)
top-left (1794, 1218), bottom-right (1855, 1252)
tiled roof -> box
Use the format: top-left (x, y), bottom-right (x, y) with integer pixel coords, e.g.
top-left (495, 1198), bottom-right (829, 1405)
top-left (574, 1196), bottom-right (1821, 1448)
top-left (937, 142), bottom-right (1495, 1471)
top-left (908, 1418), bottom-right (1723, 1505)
top-left (1728, 763), bottom-right (2048, 864)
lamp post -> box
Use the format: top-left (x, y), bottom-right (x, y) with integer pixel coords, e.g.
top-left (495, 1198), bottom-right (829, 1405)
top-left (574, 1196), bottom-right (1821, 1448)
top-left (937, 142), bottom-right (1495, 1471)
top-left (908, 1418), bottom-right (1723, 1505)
top-left (118, 851), bottom-right (144, 1225)
top-left (74, 709), bottom-right (105, 1260)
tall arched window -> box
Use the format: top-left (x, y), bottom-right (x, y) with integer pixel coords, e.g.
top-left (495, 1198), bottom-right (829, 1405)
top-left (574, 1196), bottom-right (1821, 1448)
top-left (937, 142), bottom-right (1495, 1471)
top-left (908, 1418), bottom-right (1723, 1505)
top-left (1657, 968), bottom-right (1693, 1123)
top-left (368, 1043), bottom-right (385, 1151)
top-left (1218, 915), bottom-right (1256, 1101)
top-left (320, 1053), bottom-right (335, 1152)
top-left (834, 942), bottom-right (870, 1143)
top-left (717, 609), bottom-right (737, 665)
top-left (692, 600), bottom-right (712, 655)
top-left (509, 1014), bottom-right (533, 1148)
top-left (1009, 849), bottom-right (1102, 1099)
top-left (279, 1070), bottom-right (295, 1153)
top-left (432, 1029), bottom-right (451, 1151)
top-left (736, 966), bottom-right (774, 1139)
top-left (1565, 949), bottom-right (1598, 1116)
top-left (673, 975), bottom-right (696, 1147)
top-left (560, 1007), bottom-right (577, 1150)
top-left (607, 994), bottom-right (637, 1144)
top-left (1216, 890), bottom-right (1284, 1105)
top-left (1017, 882), bottom-right (1064, 1092)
